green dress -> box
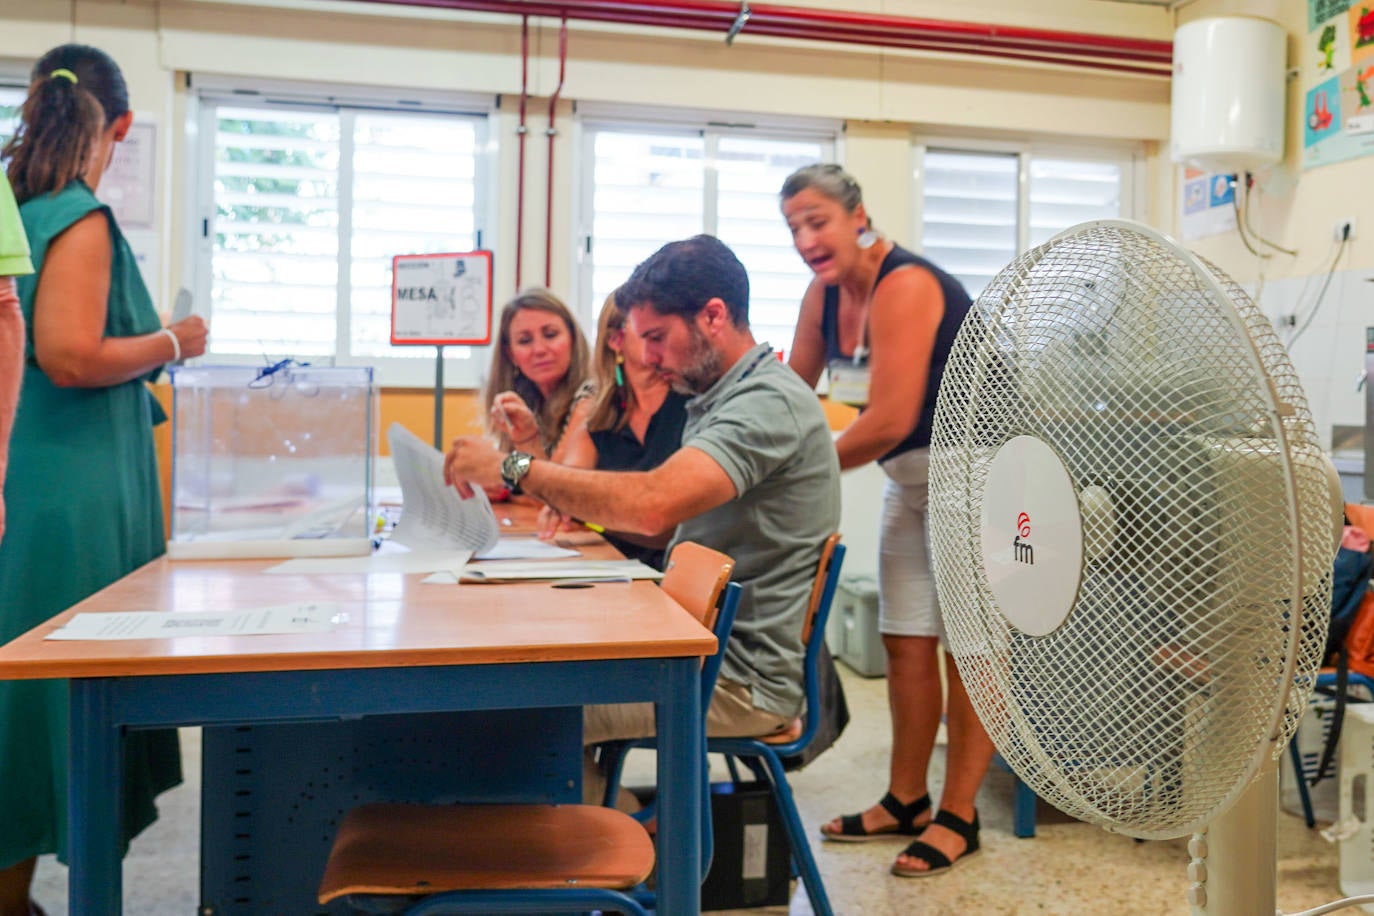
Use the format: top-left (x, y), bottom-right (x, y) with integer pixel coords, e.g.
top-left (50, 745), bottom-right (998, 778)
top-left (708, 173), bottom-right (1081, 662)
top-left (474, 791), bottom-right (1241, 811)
top-left (0, 181), bottom-right (182, 868)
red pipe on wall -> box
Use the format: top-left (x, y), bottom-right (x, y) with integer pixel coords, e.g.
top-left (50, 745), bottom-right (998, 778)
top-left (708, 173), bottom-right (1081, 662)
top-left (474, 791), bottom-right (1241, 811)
top-left (545, 16), bottom-right (568, 288)
top-left (515, 15), bottom-right (530, 290)
top-left (343, 0), bottom-right (1172, 74)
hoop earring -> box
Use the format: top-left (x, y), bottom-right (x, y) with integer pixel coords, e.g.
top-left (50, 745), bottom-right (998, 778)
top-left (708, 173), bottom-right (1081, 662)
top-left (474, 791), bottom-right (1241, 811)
top-left (857, 228), bottom-right (878, 250)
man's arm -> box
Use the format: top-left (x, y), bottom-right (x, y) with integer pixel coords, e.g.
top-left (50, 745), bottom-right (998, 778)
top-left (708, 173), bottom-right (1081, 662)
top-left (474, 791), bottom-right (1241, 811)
top-left (446, 436), bottom-right (737, 537)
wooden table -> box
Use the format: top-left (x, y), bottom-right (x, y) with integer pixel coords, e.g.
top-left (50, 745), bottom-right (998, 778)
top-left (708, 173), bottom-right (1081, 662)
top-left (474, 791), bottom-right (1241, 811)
top-left (0, 513), bottom-right (714, 915)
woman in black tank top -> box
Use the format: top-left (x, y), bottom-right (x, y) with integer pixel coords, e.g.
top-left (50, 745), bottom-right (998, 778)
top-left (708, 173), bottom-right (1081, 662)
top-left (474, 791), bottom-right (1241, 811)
top-left (780, 163), bottom-right (988, 878)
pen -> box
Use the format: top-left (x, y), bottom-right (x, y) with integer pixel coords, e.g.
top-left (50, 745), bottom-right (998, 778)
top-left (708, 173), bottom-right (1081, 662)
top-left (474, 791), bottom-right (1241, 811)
top-left (584, 522), bottom-right (606, 534)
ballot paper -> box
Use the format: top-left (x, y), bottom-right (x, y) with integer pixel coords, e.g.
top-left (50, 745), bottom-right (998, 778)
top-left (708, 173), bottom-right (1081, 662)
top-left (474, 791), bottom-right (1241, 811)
top-left (47, 602), bottom-right (339, 640)
top-left (475, 538), bottom-right (580, 561)
top-left (264, 541), bottom-right (472, 575)
top-left (423, 559), bottom-right (664, 585)
top-left (387, 423), bottom-right (499, 554)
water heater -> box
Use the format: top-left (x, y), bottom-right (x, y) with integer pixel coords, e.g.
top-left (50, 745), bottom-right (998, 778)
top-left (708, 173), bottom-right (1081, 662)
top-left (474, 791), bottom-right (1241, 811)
top-left (1171, 16), bottom-right (1286, 173)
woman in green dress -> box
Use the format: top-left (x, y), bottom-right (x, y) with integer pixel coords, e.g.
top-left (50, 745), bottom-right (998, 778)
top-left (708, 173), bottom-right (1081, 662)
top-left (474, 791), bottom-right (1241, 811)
top-left (0, 44), bottom-right (208, 916)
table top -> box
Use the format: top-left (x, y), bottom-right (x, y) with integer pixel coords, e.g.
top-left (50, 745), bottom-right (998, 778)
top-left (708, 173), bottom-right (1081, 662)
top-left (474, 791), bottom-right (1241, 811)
top-left (0, 506), bottom-right (714, 680)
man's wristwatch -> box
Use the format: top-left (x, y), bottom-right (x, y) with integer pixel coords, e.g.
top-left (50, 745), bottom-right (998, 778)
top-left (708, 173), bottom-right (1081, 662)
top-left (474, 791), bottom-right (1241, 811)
top-left (500, 450), bottom-right (534, 495)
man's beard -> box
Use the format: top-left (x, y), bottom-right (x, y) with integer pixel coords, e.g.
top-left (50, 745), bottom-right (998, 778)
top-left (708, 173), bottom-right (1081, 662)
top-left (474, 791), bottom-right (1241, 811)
top-left (671, 326), bottom-right (723, 395)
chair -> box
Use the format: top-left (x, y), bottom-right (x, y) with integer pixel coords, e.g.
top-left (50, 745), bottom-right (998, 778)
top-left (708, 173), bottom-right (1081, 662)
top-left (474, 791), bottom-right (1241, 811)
top-left (316, 542), bottom-right (740, 915)
top-left (601, 534), bottom-right (845, 916)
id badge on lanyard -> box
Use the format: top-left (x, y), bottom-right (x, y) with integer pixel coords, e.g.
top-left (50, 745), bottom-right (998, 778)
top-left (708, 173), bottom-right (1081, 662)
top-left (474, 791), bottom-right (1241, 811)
top-left (828, 349), bottom-right (871, 407)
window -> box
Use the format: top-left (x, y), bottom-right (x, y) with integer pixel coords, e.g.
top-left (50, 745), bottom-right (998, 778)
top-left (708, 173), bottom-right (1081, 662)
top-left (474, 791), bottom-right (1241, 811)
top-left (193, 81), bottom-right (492, 384)
top-left (577, 118), bottom-right (836, 355)
top-left (916, 144), bottom-right (1135, 299)
top-left (1, 83), bottom-right (25, 149)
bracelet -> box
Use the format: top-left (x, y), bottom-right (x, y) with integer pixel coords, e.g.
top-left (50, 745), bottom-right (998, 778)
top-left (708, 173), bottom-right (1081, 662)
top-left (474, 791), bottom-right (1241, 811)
top-left (158, 327), bottom-right (180, 362)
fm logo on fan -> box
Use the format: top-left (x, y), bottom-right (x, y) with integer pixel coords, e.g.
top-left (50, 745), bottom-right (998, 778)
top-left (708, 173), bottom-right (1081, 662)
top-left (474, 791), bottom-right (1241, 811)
top-left (1013, 512), bottom-right (1034, 565)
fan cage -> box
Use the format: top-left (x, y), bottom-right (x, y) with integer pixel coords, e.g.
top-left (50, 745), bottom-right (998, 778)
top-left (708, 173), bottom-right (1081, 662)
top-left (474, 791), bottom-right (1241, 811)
top-left (930, 220), bottom-right (1335, 840)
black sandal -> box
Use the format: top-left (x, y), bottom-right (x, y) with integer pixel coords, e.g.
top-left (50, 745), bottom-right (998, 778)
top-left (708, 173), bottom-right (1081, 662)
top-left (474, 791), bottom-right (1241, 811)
top-left (820, 791), bottom-right (930, 842)
top-left (891, 808), bottom-right (980, 877)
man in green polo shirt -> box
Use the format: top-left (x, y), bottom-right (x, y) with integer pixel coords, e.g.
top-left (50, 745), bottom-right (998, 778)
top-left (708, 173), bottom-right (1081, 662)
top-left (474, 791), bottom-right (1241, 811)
top-left (0, 174), bottom-right (34, 540)
top-left (445, 234), bottom-right (841, 802)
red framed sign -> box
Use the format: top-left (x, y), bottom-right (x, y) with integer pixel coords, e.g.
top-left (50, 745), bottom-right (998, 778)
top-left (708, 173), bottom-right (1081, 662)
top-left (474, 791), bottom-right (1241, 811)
top-left (390, 250), bottom-right (494, 346)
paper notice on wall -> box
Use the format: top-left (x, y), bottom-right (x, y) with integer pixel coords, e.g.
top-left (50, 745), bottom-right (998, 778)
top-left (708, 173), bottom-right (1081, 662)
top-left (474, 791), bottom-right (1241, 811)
top-left (101, 120), bottom-right (157, 229)
top-left (1179, 168), bottom-right (1239, 241)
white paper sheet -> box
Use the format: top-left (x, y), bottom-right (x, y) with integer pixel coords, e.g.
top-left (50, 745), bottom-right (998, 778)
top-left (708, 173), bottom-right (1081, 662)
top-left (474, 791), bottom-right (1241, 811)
top-left (387, 422), bottom-right (499, 554)
top-left (474, 538), bottom-right (580, 561)
top-left (47, 603), bottom-right (339, 640)
top-left (423, 559), bottom-right (664, 585)
top-left (265, 543), bottom-right (473, 576)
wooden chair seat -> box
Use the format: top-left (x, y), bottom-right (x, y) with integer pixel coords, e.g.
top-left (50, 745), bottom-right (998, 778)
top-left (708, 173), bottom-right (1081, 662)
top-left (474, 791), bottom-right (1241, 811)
top-left (318, 803), bottom-right (655, 904)
top-left (762, 717), bottom-right (804, 745)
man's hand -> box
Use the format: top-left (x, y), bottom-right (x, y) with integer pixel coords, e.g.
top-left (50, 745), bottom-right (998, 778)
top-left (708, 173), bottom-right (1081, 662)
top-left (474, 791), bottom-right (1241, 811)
top-left (444, 435), bottom-right (505, 499)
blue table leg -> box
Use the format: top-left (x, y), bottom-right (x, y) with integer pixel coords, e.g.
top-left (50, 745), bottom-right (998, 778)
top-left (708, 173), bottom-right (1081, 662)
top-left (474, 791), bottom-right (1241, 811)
top-left (70, 679), bottom-right (122, 916)
top-left (655, 658), bottom-right (702, 916)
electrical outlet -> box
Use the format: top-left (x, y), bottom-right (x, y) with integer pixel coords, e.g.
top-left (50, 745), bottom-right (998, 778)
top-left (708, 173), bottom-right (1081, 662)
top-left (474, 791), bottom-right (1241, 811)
top-left (1335, 218), bottom-right (1358, 241)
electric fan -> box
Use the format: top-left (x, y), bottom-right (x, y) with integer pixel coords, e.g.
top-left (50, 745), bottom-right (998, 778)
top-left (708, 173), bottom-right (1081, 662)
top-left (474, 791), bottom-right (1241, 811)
top-left (929, 220), bottom-right (1346, 915)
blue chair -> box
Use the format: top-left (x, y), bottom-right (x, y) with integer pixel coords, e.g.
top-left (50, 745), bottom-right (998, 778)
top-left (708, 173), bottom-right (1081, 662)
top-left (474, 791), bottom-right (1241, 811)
top-left (316, 542), bottom-right (742, 915)
top-left (602, 534), bottom-right (845, 916)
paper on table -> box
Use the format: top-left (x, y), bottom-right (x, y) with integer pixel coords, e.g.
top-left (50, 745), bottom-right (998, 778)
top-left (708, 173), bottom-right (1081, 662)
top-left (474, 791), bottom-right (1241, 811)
top-left (265, 543), bottom-right (473, 575)
top-left (387, 422), bottom-right (499, 554)
top-left (475, 538), bottom-right (580, 561)
top-left (421, 559), bottom-right (663, 584)
top-left (47, 602), bottom-right (339, 640)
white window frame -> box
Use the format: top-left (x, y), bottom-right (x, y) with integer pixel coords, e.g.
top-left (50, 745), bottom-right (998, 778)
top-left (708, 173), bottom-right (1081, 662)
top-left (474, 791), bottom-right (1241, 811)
top-left (188, 74), bottom-right (499, 388)
top-left (570, 103), bottom-right (841, 337)
top-left (911, 134), bottom-right (1146, 261)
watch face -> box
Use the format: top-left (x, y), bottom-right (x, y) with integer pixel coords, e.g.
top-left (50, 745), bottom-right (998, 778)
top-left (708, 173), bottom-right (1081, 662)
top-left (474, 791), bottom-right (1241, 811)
top-left (502, 451), bottom-right (532, 488)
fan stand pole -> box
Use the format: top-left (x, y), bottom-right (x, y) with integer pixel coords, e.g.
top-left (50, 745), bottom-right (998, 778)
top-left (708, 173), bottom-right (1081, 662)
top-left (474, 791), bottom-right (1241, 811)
top-left (1191, 763), bottom-right (1278, 916)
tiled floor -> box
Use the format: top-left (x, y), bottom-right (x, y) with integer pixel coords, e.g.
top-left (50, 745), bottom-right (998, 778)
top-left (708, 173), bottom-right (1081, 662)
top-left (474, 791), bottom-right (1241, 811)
top-left (32, 666), bottom-right (1348, 914)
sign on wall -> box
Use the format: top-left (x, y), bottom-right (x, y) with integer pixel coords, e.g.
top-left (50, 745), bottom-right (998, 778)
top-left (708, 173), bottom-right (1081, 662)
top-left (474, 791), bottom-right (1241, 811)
top-left (1303, 0), bottom-right (1374, 168)
top-left (390, 251), bottom-right (493, 347)
top-left (1179, 167), bottom-right (1239, 241)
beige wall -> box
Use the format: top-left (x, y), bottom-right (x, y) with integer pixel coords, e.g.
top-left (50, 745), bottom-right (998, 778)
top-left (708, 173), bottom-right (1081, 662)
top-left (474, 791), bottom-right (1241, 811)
top-left (0, 0), bottom-right (1172, 318)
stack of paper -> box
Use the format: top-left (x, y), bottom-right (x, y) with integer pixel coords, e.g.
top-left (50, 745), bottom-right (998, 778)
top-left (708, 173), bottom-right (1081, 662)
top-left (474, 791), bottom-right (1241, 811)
top-left (424, 559), bottom-right (663, 585)
top-left (387, 422), bottom-right (499, 554)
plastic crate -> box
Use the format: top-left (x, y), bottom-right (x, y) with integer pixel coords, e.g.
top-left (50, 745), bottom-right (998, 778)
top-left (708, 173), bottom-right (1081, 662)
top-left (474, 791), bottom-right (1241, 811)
top-left (1340, 703), bottom-right (1374, 910)
top-left (826, 574), bottom-right (885, 677)
top-left (1283, 692), bottom-right (1342, 824)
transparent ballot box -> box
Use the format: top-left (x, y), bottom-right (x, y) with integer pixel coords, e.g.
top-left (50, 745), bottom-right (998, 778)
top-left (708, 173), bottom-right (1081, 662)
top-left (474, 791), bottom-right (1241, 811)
top-left (168, 364), bottom-right (377, 559)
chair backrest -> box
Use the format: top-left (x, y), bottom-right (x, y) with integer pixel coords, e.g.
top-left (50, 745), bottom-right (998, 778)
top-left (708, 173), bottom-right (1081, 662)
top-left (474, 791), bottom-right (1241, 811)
top-left (661, 541), bottom-right (740, 712)
top-left (762, 535), bottom-right (845, 754)
top-left (661, 541), bottom-right (735, 633)
top-left (802, 533), bottom-right (843, 645)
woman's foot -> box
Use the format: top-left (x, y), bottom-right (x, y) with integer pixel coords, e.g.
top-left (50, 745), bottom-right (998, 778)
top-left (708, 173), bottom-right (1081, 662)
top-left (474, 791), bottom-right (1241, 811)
top-left (820, 791), bottom-right (930, 842)
top-left (892, 808), bottom-right (980, 877)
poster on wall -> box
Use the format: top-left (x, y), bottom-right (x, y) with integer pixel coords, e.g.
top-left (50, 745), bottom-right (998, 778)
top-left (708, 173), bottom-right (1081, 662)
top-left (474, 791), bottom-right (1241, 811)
top-left (1179, 168), bottom-right (1239, 240)
top-left (1303, 0), bottom-right (1374, 168)
top-left (100, 120), bottom-right (157, 230)
top-left (390, 251), bottom-right (493, 347)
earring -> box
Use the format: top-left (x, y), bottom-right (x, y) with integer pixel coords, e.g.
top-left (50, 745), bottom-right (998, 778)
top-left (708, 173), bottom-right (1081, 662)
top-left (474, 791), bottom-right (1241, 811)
top-left (857, 227), bottom-right (878, 249)
top-left (614, 353), bottom-right (625, 388)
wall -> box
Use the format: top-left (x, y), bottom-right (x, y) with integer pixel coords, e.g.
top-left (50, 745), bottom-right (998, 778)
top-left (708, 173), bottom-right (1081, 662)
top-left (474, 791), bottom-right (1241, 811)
top-left (2, 0), bottom-right (1176, 540)
top-left (1180, 0), bottom-right (1374, 446)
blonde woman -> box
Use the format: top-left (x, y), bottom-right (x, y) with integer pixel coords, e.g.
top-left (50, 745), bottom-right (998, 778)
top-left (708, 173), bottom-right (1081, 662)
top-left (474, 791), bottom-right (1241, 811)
top-left (481, 288), bottom-right (591, 464)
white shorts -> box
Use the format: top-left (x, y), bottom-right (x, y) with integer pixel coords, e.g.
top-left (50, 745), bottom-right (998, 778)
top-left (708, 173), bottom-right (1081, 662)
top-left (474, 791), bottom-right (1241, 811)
top-left (877, 447), bottom-right (943, 640)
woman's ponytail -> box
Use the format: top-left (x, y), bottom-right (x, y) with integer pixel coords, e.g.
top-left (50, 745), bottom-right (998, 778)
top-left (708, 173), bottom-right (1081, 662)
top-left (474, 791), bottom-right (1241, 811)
top-left (2, 45), bottom-right (128, 205)
top-left (3, 74), bottom-right (104, 204)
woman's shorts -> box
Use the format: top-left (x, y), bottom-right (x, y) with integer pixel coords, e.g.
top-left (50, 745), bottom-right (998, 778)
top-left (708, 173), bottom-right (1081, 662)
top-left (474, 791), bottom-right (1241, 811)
top-left (876, 447), bottom-right (943, 639)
